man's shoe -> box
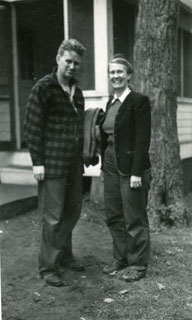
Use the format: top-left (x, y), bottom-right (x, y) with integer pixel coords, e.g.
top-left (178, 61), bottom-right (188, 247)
top-left (43, 273), bottom-right (64, 287)
top-left (103, 260), bottom-right (127, 275)
top-left (61, 259), bottom-right (85, 272)
top-left (122, 267), bottom-right (146, 282)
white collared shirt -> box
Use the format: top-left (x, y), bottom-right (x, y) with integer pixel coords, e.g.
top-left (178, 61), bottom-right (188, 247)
top-left (60, 83), bottom-right (78, 113)
top-left (111, 87), bottom-right (131, 104)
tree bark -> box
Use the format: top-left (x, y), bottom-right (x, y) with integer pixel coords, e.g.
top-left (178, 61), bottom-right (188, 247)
top-left (133, 0), bottom-right (188, 226)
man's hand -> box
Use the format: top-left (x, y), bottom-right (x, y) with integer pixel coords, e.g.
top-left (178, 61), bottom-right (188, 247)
top-left (130, 175), bottom-right (142, 189)
top-left (33, 166), bottom-right (45, 181)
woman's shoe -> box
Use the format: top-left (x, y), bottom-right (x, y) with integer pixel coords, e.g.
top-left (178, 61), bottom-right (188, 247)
top-left (103, 260), bottom-right (127, 275)
top-left (43, 273), bottom-right (64, 287)
top-left (122, 267), bottom-right (146, 282)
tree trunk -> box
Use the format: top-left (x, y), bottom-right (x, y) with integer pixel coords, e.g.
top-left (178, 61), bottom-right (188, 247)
top-left (133, 0), bottom-right (188, 226)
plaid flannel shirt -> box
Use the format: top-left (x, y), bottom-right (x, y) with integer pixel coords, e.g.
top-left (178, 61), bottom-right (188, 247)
top-left (24, 69), bottom-right (84, 178)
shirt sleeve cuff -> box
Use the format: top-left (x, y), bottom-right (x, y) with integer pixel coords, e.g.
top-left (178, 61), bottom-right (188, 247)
top-left (33, 166), bottom-right (45, 175)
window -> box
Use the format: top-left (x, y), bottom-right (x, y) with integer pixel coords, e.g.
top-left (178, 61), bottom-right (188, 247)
top-left (183, 30), bottom-right (192, 98)
top-left (68, 0), bottom-right (95, 90)
top-left (178, 28), bottom-right (192, 99)
top-left (113, 0), bottom-right (137, 66)
top-left (178, 6), bottom-right (192, 99)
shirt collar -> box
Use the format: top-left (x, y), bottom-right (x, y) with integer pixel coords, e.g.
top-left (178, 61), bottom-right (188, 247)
top-left (111, 87), bottom-right (131, 104)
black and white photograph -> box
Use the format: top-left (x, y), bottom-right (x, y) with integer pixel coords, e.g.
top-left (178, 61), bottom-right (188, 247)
top-left (0, 0), bottom-right (192, 319)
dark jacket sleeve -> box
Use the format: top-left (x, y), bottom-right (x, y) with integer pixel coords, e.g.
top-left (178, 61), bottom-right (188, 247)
top-left (24, 84), bottom-right (46, 166)
top-left (131, 95), bottom-right (151, 176)
top-left (83, 108), bottom-right (104, 167)
top-left (99, 99), bottom-right (112, 170)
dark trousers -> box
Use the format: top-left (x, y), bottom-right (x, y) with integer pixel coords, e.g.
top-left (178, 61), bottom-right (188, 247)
top-left (104, 145), bottom-right (150, 269)
top-left (38, 156), bottom-right (83, 276)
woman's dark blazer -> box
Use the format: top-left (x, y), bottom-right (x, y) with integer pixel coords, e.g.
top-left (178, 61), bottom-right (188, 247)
top-left (100, 91), bottom-right (151, 177)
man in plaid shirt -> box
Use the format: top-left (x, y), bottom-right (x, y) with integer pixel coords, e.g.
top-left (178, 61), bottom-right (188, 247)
top-left (24, 39), bottom-right (86, 287)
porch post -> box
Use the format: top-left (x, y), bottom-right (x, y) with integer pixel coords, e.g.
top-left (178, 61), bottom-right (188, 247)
top-left (94, 0), bottom-right (113, 94)
top-left (63, 0), bottom-right (69, 40)
top-left (11, 4), bottom-right (21, 149)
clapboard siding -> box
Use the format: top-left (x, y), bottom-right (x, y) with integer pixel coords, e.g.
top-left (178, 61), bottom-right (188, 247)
top-left (177, 97), bottom-right (192, 159)
top-left (0, 97), bottom-right (11, 141)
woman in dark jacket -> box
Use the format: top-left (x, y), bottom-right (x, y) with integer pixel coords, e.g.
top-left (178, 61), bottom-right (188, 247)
top-left (100, 55), bottom-right (151, 282)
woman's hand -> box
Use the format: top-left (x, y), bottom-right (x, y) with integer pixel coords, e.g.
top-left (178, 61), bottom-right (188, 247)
top-left (130, 175), bottom-right (142, 188)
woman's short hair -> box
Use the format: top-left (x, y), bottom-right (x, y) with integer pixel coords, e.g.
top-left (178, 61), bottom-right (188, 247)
top-left (109, 53), bottom-right (133, 74)
top-left (57, 39), bottom-right (86, 57)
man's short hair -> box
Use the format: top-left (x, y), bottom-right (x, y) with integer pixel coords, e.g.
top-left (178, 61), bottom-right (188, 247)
top-left (110, 53), bottom-right (133, 75)
top-left (57, 39), bottom-right (86, 57)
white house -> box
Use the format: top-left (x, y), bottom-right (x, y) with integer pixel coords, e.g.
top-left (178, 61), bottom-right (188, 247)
top-left (0, 0), bottom-right (192, 193)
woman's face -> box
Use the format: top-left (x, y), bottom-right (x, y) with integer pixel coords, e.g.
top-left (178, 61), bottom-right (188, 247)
top-left (108, 63), bottom-right (131, 92)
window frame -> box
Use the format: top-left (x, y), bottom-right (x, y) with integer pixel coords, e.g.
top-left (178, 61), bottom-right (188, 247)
top-left (178, 5), bottom-right (192, 100)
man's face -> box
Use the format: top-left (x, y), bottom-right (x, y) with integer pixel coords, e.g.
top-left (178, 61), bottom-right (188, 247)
top-left (108, 63), bottom-right (131, 91)
top-left (56, 50), bottom-right (82, 82)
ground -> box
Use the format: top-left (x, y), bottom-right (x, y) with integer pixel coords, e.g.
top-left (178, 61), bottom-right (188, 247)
top-left (1, 196), bottom-right (192, 320)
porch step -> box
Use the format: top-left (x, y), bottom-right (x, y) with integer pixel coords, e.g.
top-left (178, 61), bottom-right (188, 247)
top-left (0, 184), bottom-right (37, 220)
top-left (0, 151), bottom-right (102, 191)
top-left (0, 150), bottom-right (32, 167)
top-left (0, 165), bottom-right (36, 185)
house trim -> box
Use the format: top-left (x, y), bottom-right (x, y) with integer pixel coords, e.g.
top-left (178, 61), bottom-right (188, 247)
top-left (63, 0), bottom-right (69, 40)
top-left (11, 4), bottom-right (20, 149)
